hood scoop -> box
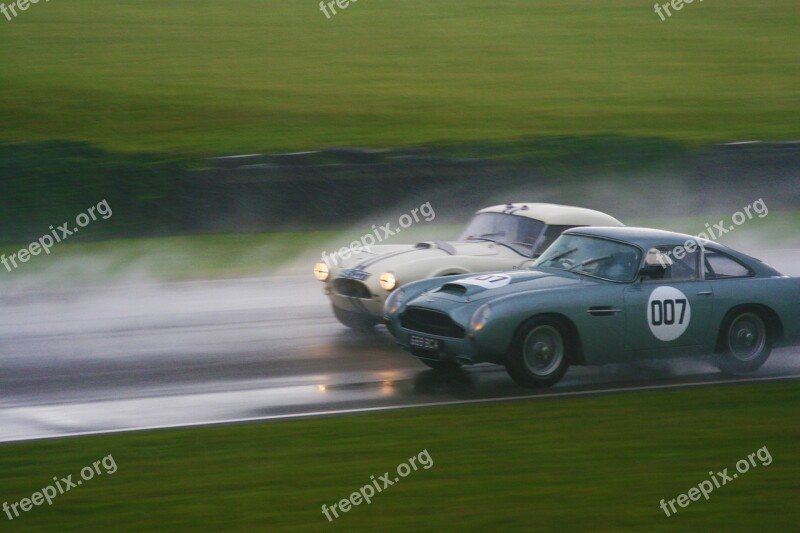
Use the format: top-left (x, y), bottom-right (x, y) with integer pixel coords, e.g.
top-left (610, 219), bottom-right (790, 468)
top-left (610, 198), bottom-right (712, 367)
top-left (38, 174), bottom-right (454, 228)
top-left (433, 270), bottom-right (555, 299)
top-left (414, 240), bottom-right (456, 255)
top-left (436, 283), bottom-right (468, 296)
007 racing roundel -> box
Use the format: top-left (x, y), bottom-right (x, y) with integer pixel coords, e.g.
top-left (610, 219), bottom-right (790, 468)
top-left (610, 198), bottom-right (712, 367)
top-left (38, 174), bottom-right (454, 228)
top-left (647, 286), bottom-right (691, 341)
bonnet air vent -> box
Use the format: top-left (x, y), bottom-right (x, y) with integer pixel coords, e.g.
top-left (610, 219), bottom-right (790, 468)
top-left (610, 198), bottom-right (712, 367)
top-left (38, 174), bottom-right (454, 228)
top-left (437, 283), bottom-right (467, 296)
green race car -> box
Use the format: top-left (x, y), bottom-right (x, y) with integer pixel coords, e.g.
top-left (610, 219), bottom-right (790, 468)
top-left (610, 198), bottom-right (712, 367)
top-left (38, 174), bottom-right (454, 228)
top-left (384, 227), bottom-right (800, 388)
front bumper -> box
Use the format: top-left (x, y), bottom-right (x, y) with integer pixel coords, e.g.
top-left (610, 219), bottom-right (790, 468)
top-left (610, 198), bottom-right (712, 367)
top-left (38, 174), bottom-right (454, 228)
top-left (386, 320), bottom-right (491, 366)
top-left (326, 285), bottom-right (386, 319)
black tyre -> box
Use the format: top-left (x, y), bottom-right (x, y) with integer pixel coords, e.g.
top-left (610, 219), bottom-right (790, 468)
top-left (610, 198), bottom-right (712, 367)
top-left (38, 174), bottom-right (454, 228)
top-left (505, 317), bottom-right (571, 388)
top-left (717, 310), bottom-right (772, 375)
top-left (419, 358), bottom-right (462, 373)
top-left (333, 306), bottom-right (377, 331)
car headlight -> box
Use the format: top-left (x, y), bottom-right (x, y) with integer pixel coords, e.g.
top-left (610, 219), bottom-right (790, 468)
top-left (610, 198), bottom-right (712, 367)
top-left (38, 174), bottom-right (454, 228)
top-left (313, 262), bottom-right (330, 281)
top-left (379, 271), bottom-right (397, 291)
top-left (384, 288), bottom-right (406, 315)
top-left (469, 304), bottom-right (492, 333)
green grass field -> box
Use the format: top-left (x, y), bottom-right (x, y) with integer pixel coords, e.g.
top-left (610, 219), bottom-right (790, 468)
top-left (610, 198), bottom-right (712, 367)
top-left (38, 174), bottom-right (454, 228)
top-left (1, 1), bottom-right (798, 154)
top-left (2, 381), bottom-right (798, 531)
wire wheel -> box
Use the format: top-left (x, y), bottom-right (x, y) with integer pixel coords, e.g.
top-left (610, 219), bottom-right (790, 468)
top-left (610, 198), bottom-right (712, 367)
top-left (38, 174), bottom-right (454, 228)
top-left (717, 309), bottom-right (772, 375)
top-left (726, 312), bottom-right (767, 362)
top-left (522, 325), bottom-right (565, 377)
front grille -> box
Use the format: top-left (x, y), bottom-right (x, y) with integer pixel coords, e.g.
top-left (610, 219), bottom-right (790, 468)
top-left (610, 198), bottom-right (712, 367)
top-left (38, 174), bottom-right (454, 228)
top-left (400, 307), bottom-right (465, 338)
top-left (333, 278), bottom-right (372, 299)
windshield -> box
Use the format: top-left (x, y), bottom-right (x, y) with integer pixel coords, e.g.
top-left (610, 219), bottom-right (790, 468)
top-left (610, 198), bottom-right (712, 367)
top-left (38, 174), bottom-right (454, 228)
top-left (458, 213), bottom-right (545, 255)
top-left (533, 234), bottom-right (642, 282)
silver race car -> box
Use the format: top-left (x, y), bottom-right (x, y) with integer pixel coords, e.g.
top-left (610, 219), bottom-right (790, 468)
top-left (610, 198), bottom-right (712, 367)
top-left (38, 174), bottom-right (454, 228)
top-left (314, 203), bottom-right (623, 329)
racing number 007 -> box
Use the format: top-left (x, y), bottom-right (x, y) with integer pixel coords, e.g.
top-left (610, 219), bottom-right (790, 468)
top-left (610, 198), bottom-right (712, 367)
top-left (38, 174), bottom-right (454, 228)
top-left (650, 298), bottom-right (687, 326)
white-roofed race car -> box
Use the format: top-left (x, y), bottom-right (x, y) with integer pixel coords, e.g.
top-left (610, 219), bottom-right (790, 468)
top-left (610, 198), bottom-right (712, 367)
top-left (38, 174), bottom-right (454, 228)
top-left (314, 203), bottom-right (624, 330)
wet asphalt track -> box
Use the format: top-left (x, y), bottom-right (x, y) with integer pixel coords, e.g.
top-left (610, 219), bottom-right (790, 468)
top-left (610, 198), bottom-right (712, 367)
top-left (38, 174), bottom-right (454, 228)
top-left (2, 248), bottom-right (800, 443)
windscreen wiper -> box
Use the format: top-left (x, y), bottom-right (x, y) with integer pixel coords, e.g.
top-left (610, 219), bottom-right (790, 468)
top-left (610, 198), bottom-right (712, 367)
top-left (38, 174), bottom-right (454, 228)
top-left (542, 247), bottom-right (578, 264)
top-left (567, 255), bottom-right (612, 272)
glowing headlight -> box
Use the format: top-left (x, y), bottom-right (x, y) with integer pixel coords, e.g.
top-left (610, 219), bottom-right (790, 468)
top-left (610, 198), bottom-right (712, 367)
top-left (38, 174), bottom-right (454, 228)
top-left (379, 272), bottom-right (397, 291)
top-left (313, 262), bottom-right (330, 281)
top-left (384, 288), bottom-right (406, 315)
top-left (469, 304), bottom-right (492, 333)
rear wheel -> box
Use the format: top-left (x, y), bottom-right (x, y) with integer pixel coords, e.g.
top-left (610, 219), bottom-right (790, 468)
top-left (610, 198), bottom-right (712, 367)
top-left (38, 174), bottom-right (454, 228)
top-left (505, 318), bottom-right (570, 388)
top-left (333, 306), bottom-right (377, 331)
top-left (717, 310), bottom-right (771, 375)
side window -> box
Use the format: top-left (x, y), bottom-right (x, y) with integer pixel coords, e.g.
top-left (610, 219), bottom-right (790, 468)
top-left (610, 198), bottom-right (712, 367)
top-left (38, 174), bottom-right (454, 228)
top-left (642, 246), bottom-right (700, 282)
top-left (704, 250), bottom-right (753, 279)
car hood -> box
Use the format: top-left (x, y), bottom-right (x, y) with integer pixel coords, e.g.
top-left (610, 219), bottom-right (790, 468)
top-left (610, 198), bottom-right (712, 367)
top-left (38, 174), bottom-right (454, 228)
top-left (425, 268), bottom-right (585, 303)
top-left (338, 240), bottom-right (513, 272)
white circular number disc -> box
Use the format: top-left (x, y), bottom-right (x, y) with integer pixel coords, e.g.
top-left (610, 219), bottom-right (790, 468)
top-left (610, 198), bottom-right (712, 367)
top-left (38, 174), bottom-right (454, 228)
top-left (647, 286), bottom-right (691, 341)
top-left (459, 274), bottom-right (512, 289)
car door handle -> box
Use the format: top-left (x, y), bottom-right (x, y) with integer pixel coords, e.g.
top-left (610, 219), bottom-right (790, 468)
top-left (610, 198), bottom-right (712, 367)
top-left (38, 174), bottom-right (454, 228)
top-left (587, 307), bottom-right (622, 316)
top-left (696, 291), bottom-right (713, 296)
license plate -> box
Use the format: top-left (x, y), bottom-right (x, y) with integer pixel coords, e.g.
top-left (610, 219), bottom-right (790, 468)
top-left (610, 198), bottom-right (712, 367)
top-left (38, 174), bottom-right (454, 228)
top-left (410, 335), bottom-right (439, 351)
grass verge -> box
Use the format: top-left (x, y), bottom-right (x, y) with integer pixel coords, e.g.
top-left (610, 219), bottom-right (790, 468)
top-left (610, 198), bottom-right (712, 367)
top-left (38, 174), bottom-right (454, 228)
top-left (1, 1), bottom-right (798, 153)
top-left (1, 381), bottom-right (798, 531)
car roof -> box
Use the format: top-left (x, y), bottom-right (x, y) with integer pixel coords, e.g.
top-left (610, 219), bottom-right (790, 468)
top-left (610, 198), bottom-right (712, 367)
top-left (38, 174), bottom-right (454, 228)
top-left (562, 226), bottom-right (781, 276)
top-left (476, 203), bottom-right (624, 226)
top-left (563, 226), bottom-right (713, 249)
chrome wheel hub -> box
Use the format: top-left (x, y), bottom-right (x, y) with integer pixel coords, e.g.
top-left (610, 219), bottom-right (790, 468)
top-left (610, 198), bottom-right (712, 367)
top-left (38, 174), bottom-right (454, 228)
top-left (523, 326), bottom-right (565, 377)
top-left (728, 313), bottom-right (766, 362)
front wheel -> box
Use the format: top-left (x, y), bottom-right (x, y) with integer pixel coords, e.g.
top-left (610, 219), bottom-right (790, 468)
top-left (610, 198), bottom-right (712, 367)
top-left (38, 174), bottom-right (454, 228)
top-left (505, 318), bottom-right (570, 388)
top-left (333, 306), bottom-right (377, 331)
top-left (717, 311), bottom-right (772, 375)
